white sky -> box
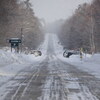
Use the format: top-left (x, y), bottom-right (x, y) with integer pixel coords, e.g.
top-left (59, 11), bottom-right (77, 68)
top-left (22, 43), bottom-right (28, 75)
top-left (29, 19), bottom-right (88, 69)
top-left (30, 0), bottom-right (92, 23)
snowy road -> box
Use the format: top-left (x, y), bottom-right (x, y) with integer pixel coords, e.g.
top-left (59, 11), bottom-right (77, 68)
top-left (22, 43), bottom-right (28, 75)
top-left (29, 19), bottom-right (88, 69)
top-left (2, 34), bottom-right (100, 100)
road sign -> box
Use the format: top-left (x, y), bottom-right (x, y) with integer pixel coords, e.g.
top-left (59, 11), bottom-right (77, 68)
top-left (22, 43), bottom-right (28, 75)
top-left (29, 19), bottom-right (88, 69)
top-left (9, 38), bottom-right (21, 53)
top-left (9, 38), bottom-right (21, 43)
top-left (11, 43), bottom-right (19, 48)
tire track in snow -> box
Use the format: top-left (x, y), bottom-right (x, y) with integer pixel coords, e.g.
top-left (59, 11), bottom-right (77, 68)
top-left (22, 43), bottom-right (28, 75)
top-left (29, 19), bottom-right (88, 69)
top-left (11, 69), bottom-right (39, 100)
top-left (38, 55), bottom-right (99, 100)
top-left (3, 59), bottom-right (49, 100)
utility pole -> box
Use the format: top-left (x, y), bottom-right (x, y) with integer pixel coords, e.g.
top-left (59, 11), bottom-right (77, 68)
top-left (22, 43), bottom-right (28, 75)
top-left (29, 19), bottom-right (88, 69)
top-left (90, 5), bottom-right (95, 55)
top-left (21, 28), bottom-right (23, 52)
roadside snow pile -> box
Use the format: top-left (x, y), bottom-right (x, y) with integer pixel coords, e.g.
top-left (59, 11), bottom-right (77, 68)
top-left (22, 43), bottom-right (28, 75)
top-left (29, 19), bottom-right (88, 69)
top-left (0, 49), bottom-right (20, 66)
top-left (52, 34), bottom-right (100, 78)
top-left (58, 53), bottom-right (100, 78)
top-left (58, 53), bottom-right (91, 63)
top-left (84, 54), bottom-right (100, 64)
top-left (0, 47), bottom-right (45, 67)
top-left (0, 49), bottom-right (31, 66)
top-left (0, 47), bottom-right (45, 85)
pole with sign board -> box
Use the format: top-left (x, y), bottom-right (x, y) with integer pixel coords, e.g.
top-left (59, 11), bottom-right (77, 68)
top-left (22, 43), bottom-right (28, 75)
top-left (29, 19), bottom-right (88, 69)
top-left (9, 38), bottom-right (21, 53)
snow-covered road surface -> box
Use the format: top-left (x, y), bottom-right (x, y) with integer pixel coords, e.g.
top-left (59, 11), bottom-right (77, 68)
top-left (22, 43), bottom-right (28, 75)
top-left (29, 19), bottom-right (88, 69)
top-left (39, 56), bottom-right (100, 100)
top-left (0, 33), bottom-right (100, 100)
top-left (2, 55), bottom-right (100, 100)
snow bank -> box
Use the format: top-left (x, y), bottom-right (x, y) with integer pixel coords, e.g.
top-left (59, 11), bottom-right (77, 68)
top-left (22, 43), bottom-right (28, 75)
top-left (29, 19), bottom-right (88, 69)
top-left (57, 50), bottom-right (100, 78)
top-left (0, 48), bottom-right (44, 65)
top-left (0, 33), bottom-right (48, 83)
top-left (52, 34), bottom-right (100, 78)
top-left (0, 47), bottom-right (46, 85)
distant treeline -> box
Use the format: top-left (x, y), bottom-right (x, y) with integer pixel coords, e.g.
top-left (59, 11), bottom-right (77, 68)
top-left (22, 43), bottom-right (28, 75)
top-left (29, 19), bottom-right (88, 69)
top-left (0, 0), bottom-right (44, 50)
top-left (58, 0), bottom-right (100, 53)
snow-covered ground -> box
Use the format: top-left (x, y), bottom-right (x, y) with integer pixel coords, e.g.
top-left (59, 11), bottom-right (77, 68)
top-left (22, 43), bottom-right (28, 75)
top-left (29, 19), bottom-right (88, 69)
top-left (52, 33), bottom-right (100, 78)
top-left (0, 33), bottom-right (100, 85)
top-left (0, 34), bottom-right (49, 86)
top-left (58, 54), bottom-right (100, 78)
top-left (0, 33), bottom-right (100, 100)
top-left (0, 48), bottom-right (45, 83)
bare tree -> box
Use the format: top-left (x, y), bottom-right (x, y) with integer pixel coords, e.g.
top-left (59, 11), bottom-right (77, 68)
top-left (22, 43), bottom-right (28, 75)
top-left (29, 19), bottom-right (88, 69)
top-left (0, 0), bottom-right (44, 50)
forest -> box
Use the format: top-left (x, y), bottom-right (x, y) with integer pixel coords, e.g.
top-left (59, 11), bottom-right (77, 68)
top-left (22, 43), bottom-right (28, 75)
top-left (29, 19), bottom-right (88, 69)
top-left (58, 0), bottom-right (100, 53)
top-left (0, 0), bottom-right (100, 53)
top-left (0, 0), bottom-right (44, 50)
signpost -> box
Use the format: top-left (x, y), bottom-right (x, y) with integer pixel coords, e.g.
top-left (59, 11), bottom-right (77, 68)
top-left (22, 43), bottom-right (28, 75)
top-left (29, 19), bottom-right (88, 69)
top-left (9, 38), bottom-right (21, 53)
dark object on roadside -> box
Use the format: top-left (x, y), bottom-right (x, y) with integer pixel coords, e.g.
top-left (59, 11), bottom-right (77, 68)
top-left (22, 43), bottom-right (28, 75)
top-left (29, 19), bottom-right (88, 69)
top-left (9, 38), bottom-right (21, 53)
top-left (37, 51), bottom-right (42, 56)
top-left (63, 50), bottom-right (79, 58)
top-left (31, 50), bottom-right (42, 56)
top-left (66, 52), bottom-right (73, 58)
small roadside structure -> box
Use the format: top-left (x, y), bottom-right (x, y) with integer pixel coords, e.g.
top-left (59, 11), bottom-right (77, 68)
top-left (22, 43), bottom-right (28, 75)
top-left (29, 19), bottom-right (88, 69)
top-left (9, 38), bottom-right (21, 53)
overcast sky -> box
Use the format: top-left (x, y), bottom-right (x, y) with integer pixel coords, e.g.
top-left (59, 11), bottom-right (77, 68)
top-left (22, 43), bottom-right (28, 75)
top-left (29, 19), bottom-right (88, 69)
top-left (30, 0), bottom-right (92, 23)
